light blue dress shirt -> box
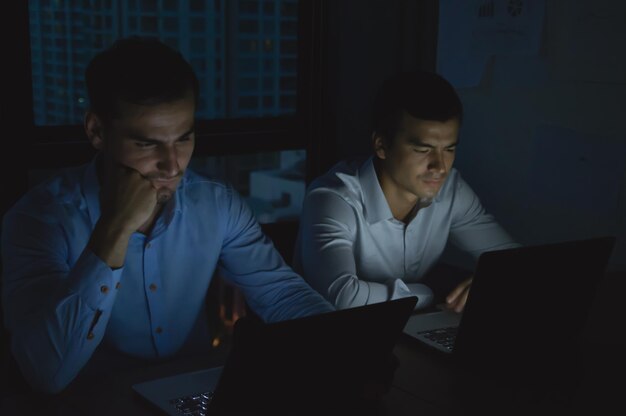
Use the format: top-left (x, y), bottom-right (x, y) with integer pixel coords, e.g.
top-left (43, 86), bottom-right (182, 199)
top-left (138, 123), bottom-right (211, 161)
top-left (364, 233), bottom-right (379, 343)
top-left (293, 156), bottom-right (520, 310)
top-left (1, 157), bottom-right (334, 393)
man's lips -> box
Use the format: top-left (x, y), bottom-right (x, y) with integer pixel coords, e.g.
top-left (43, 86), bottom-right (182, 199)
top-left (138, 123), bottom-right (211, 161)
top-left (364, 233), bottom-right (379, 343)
top-left (151, 177), bottom-right (178, 183)
top-left (145, 172), bottom-right (182, 184)
top-left (422, 177), bottom-right (444, 185)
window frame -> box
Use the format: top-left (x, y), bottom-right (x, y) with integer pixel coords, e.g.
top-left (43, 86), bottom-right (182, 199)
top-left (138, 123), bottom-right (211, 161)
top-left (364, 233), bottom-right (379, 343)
top-left (8, 0), bottom-right (324, 175)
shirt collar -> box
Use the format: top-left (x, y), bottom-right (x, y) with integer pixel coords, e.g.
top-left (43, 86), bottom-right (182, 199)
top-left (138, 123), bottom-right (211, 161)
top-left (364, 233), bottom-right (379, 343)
top-left (358, 156), bottom-right (395, 224)
top-left (81, 154), bottom-right (184, 230)
top-left (357, 156), bottom-right (444, 225)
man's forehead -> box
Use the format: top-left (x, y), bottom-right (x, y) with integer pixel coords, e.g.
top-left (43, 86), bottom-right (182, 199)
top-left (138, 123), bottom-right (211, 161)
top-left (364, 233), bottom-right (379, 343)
top-left (400, 110), bottom-right (459, 125)
top-left (105, 114), bottom-right (195, 144)
top-left (398, 115), bottom-right (459, 143)
top-left (398, 116), bottom-right (459, 132)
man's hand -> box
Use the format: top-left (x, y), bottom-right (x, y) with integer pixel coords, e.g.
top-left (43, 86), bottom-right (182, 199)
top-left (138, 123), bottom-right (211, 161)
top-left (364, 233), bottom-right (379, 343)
top-left (445, 276), bottom-right (473, 313)
top-left (88, 163), bottom-right (160, 268)
top-left (99, 163), bottom-right (160, 234)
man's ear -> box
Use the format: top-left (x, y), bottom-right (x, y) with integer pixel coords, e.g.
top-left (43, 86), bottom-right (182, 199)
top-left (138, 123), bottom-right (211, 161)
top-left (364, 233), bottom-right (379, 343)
top-left (372, 132), bottom-right (387, 160)
top-left (85, 111), bottom-right (105, 151)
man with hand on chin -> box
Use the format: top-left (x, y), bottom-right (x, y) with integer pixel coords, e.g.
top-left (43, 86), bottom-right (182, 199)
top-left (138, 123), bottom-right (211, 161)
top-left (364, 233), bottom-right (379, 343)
top-left (1, 36), bottom-right (333, 394)
top-left (294, 71), bottom-right (520, 313)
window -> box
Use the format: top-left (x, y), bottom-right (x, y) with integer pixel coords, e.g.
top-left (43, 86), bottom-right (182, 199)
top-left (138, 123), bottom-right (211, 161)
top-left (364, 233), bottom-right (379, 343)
top-left (20, 0), bottom-right (320, 225)
top-left (29, 0), bottom-right (298, 124)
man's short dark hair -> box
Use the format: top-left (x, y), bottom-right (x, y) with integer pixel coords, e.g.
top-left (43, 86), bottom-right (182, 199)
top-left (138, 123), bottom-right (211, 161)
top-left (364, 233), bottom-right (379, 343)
top-left (371, 71), bottom-right (463, 143)
top-left (85, 36), bottom-right (199, 120)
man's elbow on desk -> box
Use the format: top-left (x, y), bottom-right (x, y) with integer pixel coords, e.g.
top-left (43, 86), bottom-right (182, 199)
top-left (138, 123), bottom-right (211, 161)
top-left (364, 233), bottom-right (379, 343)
top-left (15, 361), bottom-right (71, 395)
top-left (10, 340), bottom-right (80, 395)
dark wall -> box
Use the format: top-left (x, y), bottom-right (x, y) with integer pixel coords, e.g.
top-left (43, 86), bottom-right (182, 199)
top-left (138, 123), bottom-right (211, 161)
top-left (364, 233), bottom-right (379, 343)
top-left (1, 2), bottom-right (30, 222)
top-left (318, 0), bottom-right (438, 168)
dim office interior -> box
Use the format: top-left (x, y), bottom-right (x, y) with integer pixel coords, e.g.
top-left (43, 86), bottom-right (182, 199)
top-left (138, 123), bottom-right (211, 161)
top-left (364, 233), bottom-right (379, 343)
top-left (2, 1), bottom-right (625, 415)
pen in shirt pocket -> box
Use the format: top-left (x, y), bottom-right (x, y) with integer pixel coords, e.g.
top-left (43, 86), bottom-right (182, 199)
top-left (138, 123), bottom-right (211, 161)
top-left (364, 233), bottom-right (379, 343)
top-left (87, 309), bottom-right (103, 340)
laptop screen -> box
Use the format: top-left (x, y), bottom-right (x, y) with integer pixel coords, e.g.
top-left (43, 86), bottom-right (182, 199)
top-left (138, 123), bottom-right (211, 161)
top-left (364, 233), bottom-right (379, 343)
top-left (208, 296), bottom-right (417, 414)
top-left (452, 236), bottom-right (616, 384)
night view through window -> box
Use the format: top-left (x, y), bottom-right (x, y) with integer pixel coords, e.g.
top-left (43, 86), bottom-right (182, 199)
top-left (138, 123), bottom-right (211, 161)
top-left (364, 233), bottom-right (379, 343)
top-left (28, 0), bottom-right (304, 224)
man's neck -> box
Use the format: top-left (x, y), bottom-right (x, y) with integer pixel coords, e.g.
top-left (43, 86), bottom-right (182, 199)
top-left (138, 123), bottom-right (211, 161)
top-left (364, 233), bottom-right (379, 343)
top-left (373, 160), bottom-right (419, 223)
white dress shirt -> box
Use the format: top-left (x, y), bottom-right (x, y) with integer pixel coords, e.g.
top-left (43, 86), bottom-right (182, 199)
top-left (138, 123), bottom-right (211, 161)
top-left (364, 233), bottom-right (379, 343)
top-left (293, 156), bottom-right (520, 309)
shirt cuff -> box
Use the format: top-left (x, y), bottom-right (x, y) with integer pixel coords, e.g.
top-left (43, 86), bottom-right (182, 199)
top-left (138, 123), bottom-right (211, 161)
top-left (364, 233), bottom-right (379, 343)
top-left (65, 249), bottom-right (124, 310)
top-left (405, 283), bottom-right (434, 310)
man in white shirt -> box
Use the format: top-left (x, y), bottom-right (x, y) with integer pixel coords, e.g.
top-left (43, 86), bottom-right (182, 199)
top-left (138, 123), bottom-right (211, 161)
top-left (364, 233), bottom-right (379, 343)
top-left (294, 71), bottom-right (520, 313)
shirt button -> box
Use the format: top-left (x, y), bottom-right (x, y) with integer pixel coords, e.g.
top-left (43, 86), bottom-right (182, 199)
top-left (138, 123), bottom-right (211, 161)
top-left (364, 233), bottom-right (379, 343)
top-left (146, 243), bottom-right (152, 249)
top-left (100, 285), bottom-right (109, 294)
top-left (87, 332), bottom-right (95, 340)
top-left (155, 327), bottom-right (163, 334)
top-left (115, 282), bottom-right (121, 290)
top-left (149, 283), bottom-right (158, 292)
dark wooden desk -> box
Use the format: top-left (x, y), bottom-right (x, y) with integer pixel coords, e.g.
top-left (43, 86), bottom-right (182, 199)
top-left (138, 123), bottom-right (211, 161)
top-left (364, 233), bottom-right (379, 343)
top-left (0, 350), bottom-right (435, 416)
top-left (2, 271), bottom-right (624, 416)
top-left (3, 336), bottom-right (621, 416)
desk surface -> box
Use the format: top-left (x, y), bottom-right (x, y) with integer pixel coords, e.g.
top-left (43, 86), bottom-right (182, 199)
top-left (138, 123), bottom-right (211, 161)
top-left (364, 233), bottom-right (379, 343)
top-left (3, 338), bottom-right (622, 416)
top-left (2, 271), bottom-right (625, 416)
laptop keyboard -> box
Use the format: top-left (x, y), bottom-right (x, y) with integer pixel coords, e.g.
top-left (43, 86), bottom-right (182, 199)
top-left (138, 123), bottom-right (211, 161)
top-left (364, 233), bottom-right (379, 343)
top-left (170, 392), bottom-right (214, 416)
top-left (418, 326), bottom-right (457, 352)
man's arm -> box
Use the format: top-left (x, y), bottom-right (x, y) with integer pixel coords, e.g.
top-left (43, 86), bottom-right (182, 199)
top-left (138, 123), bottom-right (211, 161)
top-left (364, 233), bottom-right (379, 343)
top-left (448, 176), bottom-right (521, 256)
top-left (296, 190), bottom-right (417, 310)
top-left (1, 212), bottom-right (124, 394)
top-left (215, 185), bottom-right (334, 323)
top-left (444, 175), bottom-right (522, 312)
top-left (1, 166), bottom-right (158, 393)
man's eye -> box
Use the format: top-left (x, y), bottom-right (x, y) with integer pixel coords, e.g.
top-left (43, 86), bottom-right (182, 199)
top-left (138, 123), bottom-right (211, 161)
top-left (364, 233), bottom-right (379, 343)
top-left (414, 148), bottom-right (429, 153)
top-left (136, 142), bottom-right (155, 148)
top-left (446, 147), bottom-right (456, 153)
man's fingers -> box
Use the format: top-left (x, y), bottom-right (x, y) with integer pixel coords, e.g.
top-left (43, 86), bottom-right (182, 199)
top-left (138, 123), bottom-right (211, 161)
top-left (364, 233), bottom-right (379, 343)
top-left (445, 277), bottom-right (473, 311)
top-left (445, 288), bottom-right (461, 305)
top-left (446, 277), bottom-right (472, 304)
top-left (454, 289), bottom-right (470, 313)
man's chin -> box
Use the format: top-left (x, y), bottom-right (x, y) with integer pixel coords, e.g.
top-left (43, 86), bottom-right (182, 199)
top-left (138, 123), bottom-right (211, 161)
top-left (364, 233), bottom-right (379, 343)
top-left (418, 181), bottom-right (444, 199)
top-left (149, 175), bottom-right (183, 204)
top-left (416, 188), bottom-right (439, 203)
top-left (156, 188), bottom-right (174, 204)
top-left (417, 197), bottom-right (434, 208)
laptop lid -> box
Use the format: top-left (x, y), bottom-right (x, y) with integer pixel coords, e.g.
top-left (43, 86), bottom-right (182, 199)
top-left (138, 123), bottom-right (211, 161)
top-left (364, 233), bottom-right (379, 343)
top-left (134, 296), bottom-right (417, 415)
top-left (404, 237), bottom-right (615, 362)
top-left (452, 236), bottom-right (615, 383)
top-left (209, 296), bottom-right (417, 414)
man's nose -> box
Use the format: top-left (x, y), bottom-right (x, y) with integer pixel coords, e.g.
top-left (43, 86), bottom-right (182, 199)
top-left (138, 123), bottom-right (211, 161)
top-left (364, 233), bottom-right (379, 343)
top-left (428, 151), bottom-right (447, 174)
top-left (157, 146), bottom-right (179, 176)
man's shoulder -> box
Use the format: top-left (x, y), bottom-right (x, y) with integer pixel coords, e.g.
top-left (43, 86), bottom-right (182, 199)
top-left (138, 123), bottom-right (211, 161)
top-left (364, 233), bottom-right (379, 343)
top-left (180, 169), bottom-right (258, 227)
top-left (307, 157), bottom-right (368, 201)
top-left (183, 169), bottom-right (230, 189)
top-left (439, 168), bottom-right (470, 199)
top-left (6, 165), bottom-right (88, 220)
top-left (180, 169), bottom-right (239, 203)
top-left (434, 168), bottom-right (482, 211)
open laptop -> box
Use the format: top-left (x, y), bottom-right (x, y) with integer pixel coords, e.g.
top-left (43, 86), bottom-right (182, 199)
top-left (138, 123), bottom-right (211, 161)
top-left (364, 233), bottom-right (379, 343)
top-left (403, 236), bottom-right (616, 384)
top-left (133, 295), bottom-right (417, 415)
